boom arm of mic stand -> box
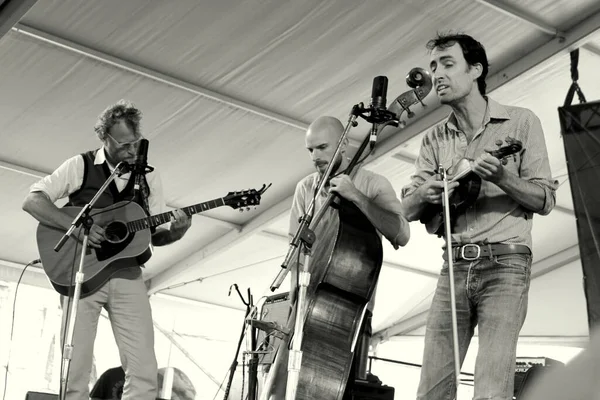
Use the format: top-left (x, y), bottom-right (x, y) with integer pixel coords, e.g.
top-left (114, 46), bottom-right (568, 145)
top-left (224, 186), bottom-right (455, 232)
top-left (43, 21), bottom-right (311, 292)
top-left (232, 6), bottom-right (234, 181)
top-left (53, 161), bottom-right (130, 252)
top-left (269, 110), bottom-right (360, 291)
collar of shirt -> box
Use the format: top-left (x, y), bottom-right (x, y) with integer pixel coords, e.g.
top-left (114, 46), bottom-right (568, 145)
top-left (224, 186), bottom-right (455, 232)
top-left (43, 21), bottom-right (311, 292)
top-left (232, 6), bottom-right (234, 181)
top-left (444, 97), bottom-right (511, 134)
top-left (94, 147), bottom-right (132, 184)
top-left (94, 146), bottom-right (114, 167)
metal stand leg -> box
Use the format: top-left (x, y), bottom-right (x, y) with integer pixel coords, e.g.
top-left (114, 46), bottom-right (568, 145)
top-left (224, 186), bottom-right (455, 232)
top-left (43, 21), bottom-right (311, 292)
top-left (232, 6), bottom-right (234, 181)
top-left (60, 222), bottom-right (92, 400)
top-left (285, 243), bottom-right (312, 400)
top-left (223, 286), bottom-right (257, 400)
top-left (440, 166), bottom-right (461, 392)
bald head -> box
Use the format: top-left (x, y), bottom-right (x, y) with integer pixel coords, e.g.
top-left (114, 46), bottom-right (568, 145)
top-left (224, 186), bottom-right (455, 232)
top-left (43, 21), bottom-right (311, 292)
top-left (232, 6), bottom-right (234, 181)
top-left (306, 116), bottom-right (344, 143)
top-left (305, 116), bottom-right (347, 174)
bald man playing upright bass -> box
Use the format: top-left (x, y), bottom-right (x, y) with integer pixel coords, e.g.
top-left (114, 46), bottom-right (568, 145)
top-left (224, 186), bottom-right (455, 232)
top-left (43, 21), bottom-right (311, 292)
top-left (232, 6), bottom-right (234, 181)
top-left (263, 116), bottom-right (410, 399)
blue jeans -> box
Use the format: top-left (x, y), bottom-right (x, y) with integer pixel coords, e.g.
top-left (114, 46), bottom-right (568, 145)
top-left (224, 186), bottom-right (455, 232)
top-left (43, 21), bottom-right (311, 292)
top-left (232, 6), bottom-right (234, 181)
top-left (416, 253), bottom-right (532, 400)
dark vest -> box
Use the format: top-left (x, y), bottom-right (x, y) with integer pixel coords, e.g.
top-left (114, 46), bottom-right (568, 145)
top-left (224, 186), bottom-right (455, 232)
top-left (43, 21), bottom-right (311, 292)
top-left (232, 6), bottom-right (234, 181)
top-left (67, 149), bottom-right (138, 208)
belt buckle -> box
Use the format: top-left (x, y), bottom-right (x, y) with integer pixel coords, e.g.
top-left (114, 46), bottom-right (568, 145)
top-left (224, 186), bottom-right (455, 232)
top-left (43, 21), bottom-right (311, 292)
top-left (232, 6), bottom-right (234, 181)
top-left (460, 244), bottom-right (481, 261)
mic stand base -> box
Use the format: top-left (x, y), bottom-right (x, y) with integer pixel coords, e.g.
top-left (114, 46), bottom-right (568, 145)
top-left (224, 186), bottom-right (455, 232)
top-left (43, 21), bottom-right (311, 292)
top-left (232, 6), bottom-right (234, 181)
top-left (440, 165), bottom-right (461, 391)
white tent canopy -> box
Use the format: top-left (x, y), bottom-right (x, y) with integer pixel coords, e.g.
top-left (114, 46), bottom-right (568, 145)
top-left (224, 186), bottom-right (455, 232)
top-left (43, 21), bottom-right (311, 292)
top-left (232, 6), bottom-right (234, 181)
top-left (2, 0), bottom-right (600, 398)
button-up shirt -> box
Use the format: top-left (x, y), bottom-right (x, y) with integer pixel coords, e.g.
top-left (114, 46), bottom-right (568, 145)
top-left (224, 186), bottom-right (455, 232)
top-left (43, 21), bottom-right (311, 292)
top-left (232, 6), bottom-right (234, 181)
top-left (402, 98), bottom-right (558, 249)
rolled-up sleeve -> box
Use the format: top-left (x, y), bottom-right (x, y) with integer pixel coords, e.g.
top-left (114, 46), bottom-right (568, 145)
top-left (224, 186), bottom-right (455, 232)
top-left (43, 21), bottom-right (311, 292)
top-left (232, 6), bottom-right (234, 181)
top-left (519, 111), bottom-right (558, 215)
top-left (29, 155), bottom-right (84, 202)
top-left (401, 132), bottom-right (438, 200)
top-left (369, 173), bottom-right (407, 249)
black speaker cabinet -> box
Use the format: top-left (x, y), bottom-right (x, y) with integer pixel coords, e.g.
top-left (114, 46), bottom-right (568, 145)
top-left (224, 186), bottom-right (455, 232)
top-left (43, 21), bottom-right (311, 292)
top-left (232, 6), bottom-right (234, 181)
top-left (257, 291), bottom-right (290, 365)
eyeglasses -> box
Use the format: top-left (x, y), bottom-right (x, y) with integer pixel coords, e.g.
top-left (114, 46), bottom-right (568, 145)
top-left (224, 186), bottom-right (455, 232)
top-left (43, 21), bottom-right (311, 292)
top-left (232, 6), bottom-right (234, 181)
top-left (106, 133), bottom-right (144, 149)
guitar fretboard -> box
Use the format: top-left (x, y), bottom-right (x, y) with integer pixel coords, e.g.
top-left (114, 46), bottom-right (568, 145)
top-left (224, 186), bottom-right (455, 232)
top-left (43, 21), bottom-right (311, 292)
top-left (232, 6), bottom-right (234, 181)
top-left (126, 198), bottom-right (225, 232)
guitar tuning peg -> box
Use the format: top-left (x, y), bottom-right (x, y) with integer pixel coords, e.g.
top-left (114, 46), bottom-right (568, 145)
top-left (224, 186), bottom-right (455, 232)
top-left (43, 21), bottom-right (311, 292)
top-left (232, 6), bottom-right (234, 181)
top-left (502, 158), bottom-right (508, 166)
top-left (239, 209), bottom-right (244, 213)
top-left (495, 140), bottom-right (503, 147)
top-left (246, 207), bottom-right (250, 211)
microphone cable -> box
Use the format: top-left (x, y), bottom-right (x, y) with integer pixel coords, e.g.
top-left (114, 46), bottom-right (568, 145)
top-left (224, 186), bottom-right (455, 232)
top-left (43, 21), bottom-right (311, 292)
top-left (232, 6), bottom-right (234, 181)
top-left (1, 258), bottom-right (41, 400)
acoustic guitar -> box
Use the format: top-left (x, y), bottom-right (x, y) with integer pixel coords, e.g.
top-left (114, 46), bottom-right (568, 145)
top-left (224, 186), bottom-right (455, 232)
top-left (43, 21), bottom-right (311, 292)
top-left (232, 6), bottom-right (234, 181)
top-left (36, 185), bottom-right (269, 297)
top-left (420, 138), bottom-right (522, 236)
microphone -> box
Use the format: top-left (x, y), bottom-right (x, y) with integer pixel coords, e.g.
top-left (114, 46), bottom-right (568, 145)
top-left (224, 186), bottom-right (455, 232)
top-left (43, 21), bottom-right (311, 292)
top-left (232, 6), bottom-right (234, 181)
top-left (369, 76), bottom-right (389, 149)
top-left (132, 139), bottom-right (153, 198)
top-left (133, 138), bottom-right (150, 175)
top-left (370, 76), bottom-right (388, 112)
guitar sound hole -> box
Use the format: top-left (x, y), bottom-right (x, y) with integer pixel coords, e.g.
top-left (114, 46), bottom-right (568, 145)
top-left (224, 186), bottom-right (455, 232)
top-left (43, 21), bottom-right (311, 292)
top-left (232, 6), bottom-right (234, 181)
top-left (104, 221), bottom-right (128, 244)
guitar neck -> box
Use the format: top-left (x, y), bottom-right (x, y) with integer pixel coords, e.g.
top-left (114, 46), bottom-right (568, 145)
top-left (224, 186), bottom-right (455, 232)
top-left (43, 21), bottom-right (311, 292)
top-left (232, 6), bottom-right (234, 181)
top-left (126, 198), bottom-right (225, 232)
top-left (449, 150), bottom-right (510, 183)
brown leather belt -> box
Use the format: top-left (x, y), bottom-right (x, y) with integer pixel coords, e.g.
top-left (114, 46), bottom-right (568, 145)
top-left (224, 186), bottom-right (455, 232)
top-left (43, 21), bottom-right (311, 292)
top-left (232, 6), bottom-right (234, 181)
top-left (443, 243), bottom-right (531, 262)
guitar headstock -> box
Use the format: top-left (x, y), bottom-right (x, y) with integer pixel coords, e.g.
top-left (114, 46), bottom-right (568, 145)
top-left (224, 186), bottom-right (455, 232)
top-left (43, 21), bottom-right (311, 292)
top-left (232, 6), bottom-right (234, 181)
top-left (224, 183), bottom-right (272, 212)
top-left (489, 137), bottom-right (523, 164)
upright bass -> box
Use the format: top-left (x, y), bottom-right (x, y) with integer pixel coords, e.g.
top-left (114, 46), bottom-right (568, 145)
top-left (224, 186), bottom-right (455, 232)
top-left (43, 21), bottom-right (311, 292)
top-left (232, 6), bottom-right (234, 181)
top-left (263, 69), bottom-right (432, 400)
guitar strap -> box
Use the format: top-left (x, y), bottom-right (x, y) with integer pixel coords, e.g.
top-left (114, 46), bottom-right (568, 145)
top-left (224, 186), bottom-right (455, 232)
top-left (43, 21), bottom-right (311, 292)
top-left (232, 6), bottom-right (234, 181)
top-left (135, 171), bottom-right (151, 215)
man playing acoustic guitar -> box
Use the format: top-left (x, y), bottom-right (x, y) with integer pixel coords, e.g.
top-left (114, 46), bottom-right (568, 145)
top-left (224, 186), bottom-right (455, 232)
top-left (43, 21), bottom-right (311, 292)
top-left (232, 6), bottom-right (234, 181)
top-left (401, 34), bottom-right (558, 400)
top-left (22, 100), bottom-right (191, 399)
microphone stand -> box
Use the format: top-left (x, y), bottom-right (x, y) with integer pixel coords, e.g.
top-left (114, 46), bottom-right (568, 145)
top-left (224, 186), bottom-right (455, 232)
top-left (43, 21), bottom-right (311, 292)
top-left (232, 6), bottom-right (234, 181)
top-left (223, 285), bottom-right (258, 400)
top-left (439, 165), bottom-right (461, 392)
top-left (55, 161), bottom-right (130, 400)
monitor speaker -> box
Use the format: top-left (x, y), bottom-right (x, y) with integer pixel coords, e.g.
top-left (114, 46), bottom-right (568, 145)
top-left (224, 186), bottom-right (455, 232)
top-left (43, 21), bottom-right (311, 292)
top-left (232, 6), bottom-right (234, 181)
top-left (256, 291), bottom-right (290, 365)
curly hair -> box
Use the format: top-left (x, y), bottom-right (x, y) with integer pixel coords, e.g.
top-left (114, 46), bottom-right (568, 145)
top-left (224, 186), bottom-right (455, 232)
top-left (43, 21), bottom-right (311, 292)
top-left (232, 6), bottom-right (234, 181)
top-left (94, 99), bottom-right (142, 139)
top-left (426, 32), bottom-right (489, 96)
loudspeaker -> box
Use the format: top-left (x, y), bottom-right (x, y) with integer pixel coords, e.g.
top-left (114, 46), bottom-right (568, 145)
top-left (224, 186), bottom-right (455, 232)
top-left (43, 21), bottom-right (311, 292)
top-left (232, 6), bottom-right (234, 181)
top-left (513, 358), bottom-right (565, 399)
top-left (256, 292), bottom-right (290, 365)
top-left (514, 365), bottom-right (546, 399)
top-left (25, 392), bottom-right (58, 400)
top-left (558, 99), bottom-right (600, 327)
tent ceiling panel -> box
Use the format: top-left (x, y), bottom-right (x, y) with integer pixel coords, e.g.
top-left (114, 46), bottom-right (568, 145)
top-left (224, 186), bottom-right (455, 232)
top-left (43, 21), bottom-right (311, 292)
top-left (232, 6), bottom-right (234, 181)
top-left (0, 31), bottom-right (199, 172)
top-left (0, 172), bottom-right (44, 264)
top-left (522, 260), bottom-right (588, 336)
top-left (496, 0), bottom-right (600, 28)
top-left (145, 100), bottom-right (311, 224)
top-left (142, 222), bottom-right (235, 278)
top-left (530, 207), bottom-right (578, 261)
top-left (158, 257), bottom-right (290, 311)
top-left (372, 267), bottom-right (437, 333)
top-left (20, 0), bottom-right (554, 125)
top-left (156, 233), bottom-right (290, 304)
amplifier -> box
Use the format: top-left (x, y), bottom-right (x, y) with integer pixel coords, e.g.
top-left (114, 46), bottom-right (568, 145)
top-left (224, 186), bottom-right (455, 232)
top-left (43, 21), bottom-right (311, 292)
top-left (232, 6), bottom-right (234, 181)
top-left (256, 291), bottom-right (290, 365)
top-left (515, 357), bottom-right (563, 373)
top-left (514, 357), bottom-right (564, 399)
